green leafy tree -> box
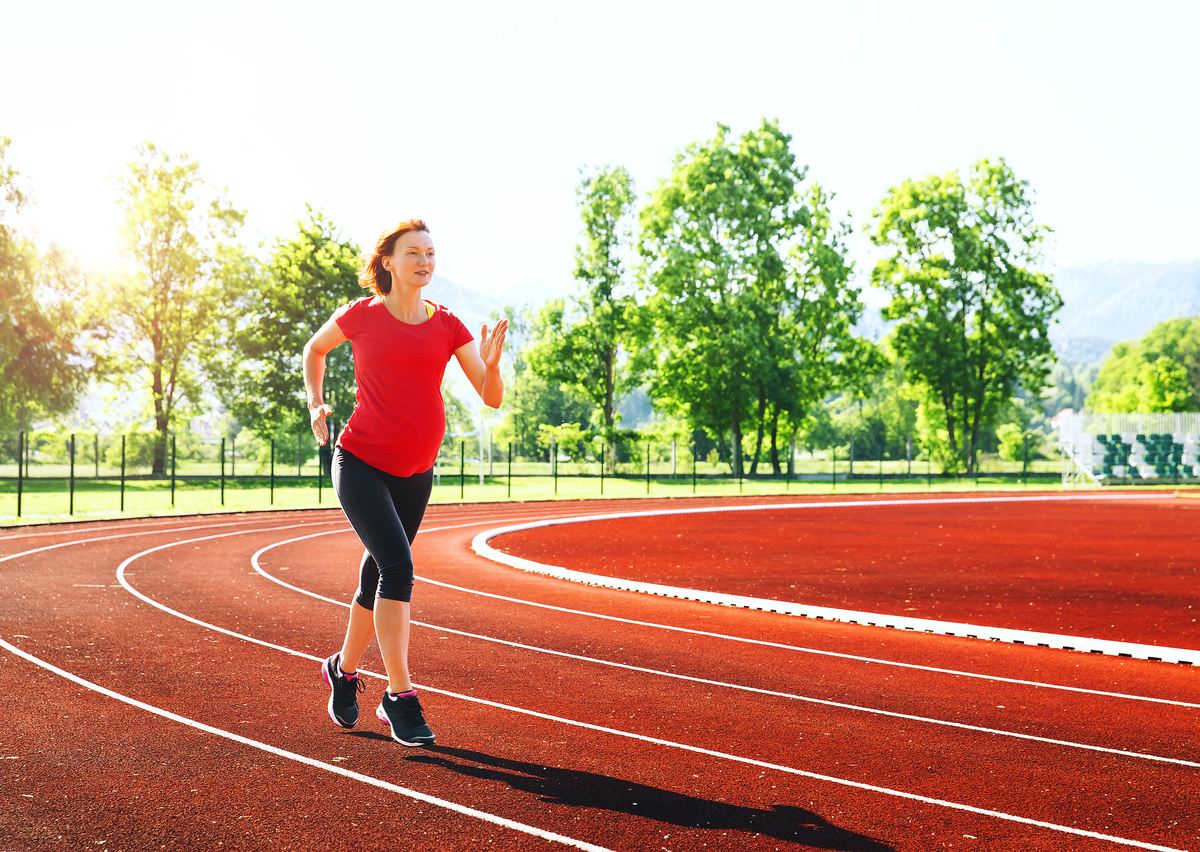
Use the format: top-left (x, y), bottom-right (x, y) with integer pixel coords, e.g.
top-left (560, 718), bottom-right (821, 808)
top-left (638, 119), bottom-right (870, 475)
top-left (212, 207), bottom-right (361, 449)
top-left (0, 138), bottom-right (89, 432)
top-left (526, 166), bottom-right (639, 472)
top-left (870, 158), bottom-right (1061, 475)
top-left (492, 305), bottom-right (593, 459)
top-left (99, 143), bottom-right (246, 474)
top-left (1086, 317), bottom-right (1200, 412)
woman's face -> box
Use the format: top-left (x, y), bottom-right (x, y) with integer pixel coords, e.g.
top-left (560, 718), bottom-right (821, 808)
top-left (384, 230), bottom-right (436, 291)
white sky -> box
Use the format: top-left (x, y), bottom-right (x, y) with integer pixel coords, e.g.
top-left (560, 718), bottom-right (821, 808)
top-left (2, 0), bottom-right (1198, 305)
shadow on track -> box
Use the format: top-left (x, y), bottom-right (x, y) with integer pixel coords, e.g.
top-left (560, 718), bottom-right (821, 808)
top-left (409, 746), bottom-right (896, 852)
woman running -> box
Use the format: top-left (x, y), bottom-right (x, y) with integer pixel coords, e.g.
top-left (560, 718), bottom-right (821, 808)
top-left (303, 218), bottom-right (506, 747)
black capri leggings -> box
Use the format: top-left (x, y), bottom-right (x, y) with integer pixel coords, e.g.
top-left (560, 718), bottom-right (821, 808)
top-left (332, 447), bottom-right (434, 608)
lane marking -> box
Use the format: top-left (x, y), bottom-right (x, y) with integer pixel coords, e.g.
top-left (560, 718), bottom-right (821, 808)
top-left (100, 528), bottom-right (1197, 849)
top-left (0, 517), bottom-right (342, 566)
top-left (256, 528), bottom-right (1200, 710)
top-left (247, 534), bottom-right (1200, 768)
top-left (0, 638), bottom-right (614, 852)
top-left (469, 495), bottom-right (1199, 664)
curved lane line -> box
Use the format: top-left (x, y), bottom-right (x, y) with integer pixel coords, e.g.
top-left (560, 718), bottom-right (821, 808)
top-left (95, 530), bottom-right (1200, 852)
top-left (469, 495), bottom-right (1198, 664)
top-left (253, 527), bottom-right (1200, 710)
top-left (0, 637), bottom-right (614, 852)
top-left (246, 532), bottom-right (1200, 767)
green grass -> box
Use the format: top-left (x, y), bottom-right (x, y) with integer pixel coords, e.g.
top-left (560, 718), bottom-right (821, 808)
top-left (3, 451), bottom-right (1193, 527)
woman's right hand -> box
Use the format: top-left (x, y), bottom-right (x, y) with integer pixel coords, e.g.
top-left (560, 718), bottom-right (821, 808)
top-left (310, 403), bottom-right (334, 446)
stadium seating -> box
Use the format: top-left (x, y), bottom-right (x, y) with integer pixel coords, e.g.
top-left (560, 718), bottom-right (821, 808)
top-left (1089, 432), bottom-right (1197, 481)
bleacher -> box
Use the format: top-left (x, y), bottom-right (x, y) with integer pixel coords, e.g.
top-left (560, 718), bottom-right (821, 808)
top-left (1091, 432), bottom-right (1199, 480)
top-left (1057, 412), bottom-right (1200, 486)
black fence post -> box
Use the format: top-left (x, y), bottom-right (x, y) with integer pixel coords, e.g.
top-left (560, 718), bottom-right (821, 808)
top-left (171, 435), bottom-right (177, 508)
top-left (16, 430), bottom-right (24, 517)
top-left (270, 438), bottom-right (276, 506)
top-left (507, 442), bottom-right (512, 499)
top-left (69, 433), bottom-right (75, 516)
top-left (600, 441), bottom-right (605, 496)
top-left (120, 435), bottom-right (126, 512)
top-left (460, 440), bottom-right (465, 500)
top-left (220, 437), bottom-right (226, 507)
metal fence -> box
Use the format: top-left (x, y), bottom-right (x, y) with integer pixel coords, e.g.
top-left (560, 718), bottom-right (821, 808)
top-left (1, 425), bottom-right (1063, 521)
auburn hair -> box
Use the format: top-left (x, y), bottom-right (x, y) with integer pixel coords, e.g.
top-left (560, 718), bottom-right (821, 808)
top-left (358, 218), bottom-right (430, 296)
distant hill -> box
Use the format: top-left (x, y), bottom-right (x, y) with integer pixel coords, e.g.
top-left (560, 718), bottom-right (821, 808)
top-left (1050, 262), bottom-right (1200, 363)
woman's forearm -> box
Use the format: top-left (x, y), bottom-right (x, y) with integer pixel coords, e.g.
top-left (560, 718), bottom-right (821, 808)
top-left (303, 343), bottom-right (327, 409)
top-left (481, 365), bottom-right (504, 409)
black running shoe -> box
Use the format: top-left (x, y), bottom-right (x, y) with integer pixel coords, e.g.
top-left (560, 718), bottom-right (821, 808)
top-left (376, 691), bottom-right (436, 747)
top-left (321, 654), bottom-right (365, 728)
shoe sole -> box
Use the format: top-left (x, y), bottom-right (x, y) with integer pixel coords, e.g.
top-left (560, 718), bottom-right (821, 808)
top-left (376, 704), bottom-right (436, 747)
top-left (322, 658), bottom-right (358, 729)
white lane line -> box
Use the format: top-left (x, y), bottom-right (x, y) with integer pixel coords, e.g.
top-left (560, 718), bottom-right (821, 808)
top-left (254, 528), bottom-right (1200, 710)
top-left (85, 533), bottom-right (1200, 852)
top-left (0, 638), bottom-right (613, 852)
top-left (0, 518), bottom-right (341, 565)
top-left (469, 495), bottom-right (1199, 665)
top-left (246, 533), bottom-right (1200, 768)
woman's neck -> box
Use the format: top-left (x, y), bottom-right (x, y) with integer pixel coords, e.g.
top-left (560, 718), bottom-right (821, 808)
top-left (380, 285), bottom-right (428, 324)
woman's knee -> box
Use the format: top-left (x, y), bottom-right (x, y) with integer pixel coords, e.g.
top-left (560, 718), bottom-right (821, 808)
top-left (376, 559), bottom-right (415, 603)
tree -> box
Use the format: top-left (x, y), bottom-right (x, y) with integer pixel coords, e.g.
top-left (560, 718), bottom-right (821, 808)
top-left (1042, 357), bottom-right (1098, 416)
top-left (0, 137), bottom-right (88, 432)
top-left (526, 166), bottom-right (639, 472)
top-left (491, 305), bottom-right (593, 459)
top-left (212, 207), bottom-right (362, 447)
top-left (638, 119), bottom-right (870, 475)
top-left (97, 143), bottom-right (246, 473)
top-left (869, 158), bottom-right (1061, 475)
top-left (756, 184), bottom-right (880, 474)
top-left (1086, 316), bottom-right (1200, 412)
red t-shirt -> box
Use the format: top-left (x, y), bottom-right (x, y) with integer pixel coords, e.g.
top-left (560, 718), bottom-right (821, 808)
top-left (333, 296), bottom-right (474, 477)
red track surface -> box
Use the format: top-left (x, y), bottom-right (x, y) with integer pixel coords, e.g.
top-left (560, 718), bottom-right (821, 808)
top-left (2, 494), bottom-right (1198, 851)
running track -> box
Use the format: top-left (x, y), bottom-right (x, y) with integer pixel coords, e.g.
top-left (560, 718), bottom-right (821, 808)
top-left (1, 493), bottom-right (1197, 851)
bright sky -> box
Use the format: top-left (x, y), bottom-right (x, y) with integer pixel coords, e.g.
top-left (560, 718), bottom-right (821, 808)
top-left (2, 0), bottom-right (1198, 305)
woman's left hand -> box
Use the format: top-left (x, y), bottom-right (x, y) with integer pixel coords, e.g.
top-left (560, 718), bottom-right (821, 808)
top-left (479, 318), bottom-right (508, 370)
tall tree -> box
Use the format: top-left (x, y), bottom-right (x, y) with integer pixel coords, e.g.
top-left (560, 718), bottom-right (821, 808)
top-left (753, 183), bottom-right (879, 474)
top-left (102, 143), bottom-right (245, 473)
top-left (212, 206), bottom-right (362, 443)
top-left (638, 119), bottom-right (868, 475)
top-left (526, 166), bottom-right (638, 471)
top-left (0, 137), bottom-right (88, 431)
top-left (870, 158), bottom-right (1061, 475)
